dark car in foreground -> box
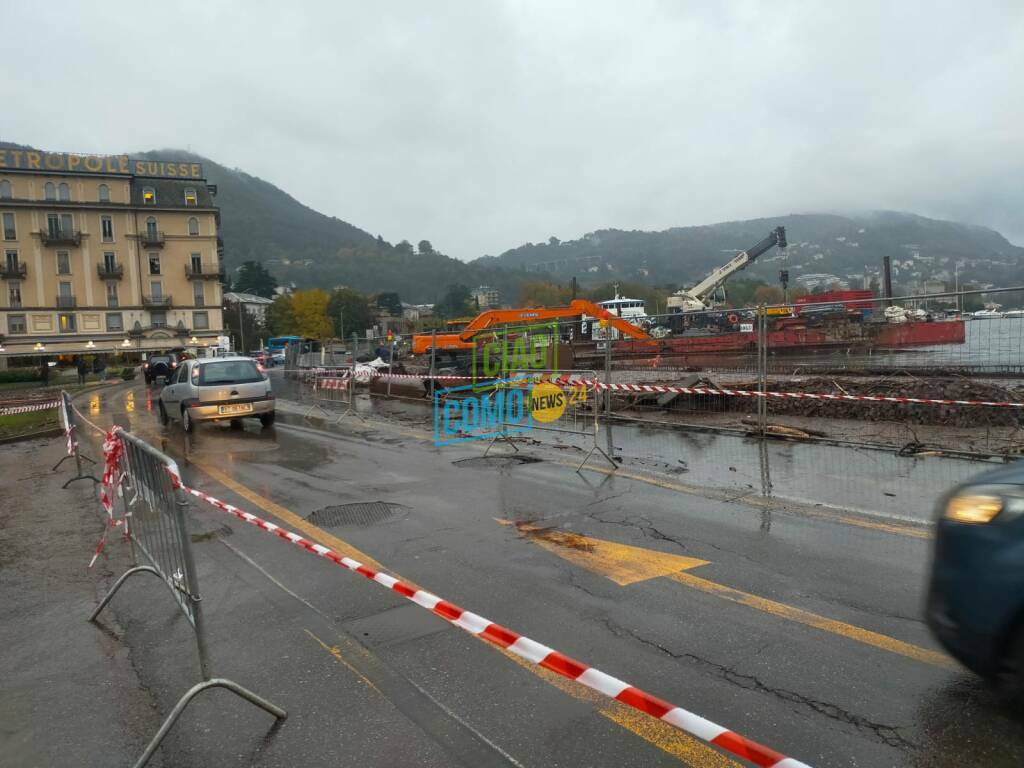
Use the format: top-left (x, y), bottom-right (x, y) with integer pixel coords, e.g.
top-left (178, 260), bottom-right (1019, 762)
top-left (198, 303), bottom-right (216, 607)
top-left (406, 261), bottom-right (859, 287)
top-left (143, 353), bottom-right (177, 384)
top-left (927, 461), bottom-right (1024, 701)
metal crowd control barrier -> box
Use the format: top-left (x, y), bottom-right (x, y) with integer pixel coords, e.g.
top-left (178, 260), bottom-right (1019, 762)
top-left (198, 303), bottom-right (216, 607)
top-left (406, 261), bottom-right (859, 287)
top-left (303, 367), bottom-right (363, 423)
top-left (53, 390), bottom-right (98, 488)
top-left (486, 369), bottom-right (616, 471)
top-left (89, 429), bottom-right (286, 768)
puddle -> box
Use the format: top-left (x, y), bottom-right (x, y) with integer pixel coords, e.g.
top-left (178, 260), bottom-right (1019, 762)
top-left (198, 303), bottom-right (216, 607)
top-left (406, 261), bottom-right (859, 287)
top-left (453, 455), bottom-right (544, 469)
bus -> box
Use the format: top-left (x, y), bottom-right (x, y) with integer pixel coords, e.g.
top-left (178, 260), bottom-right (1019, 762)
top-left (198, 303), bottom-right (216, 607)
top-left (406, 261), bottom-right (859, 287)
top-left (267, 335), bottom-right (302, 353)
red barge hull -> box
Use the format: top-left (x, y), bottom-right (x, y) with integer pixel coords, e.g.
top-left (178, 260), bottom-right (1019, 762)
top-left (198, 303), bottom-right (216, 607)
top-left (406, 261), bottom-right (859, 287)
top-left (614, 319), bottom-right (966, 357)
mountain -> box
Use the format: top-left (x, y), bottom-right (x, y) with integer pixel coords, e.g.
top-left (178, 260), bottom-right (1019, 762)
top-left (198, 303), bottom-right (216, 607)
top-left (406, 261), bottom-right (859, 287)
top-left (4, 141), bottom-right (1021, 301)
top-left (474, 212), bottom-right (1024, 294)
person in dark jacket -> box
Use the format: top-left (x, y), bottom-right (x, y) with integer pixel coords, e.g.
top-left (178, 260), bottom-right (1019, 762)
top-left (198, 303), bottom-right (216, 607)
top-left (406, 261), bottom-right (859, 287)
top-left (40, 358), bottom-right (50, 386)
top-left (76, 357), bottom-right (88, 385)
top-left (93, 355), bottom-right (107, 383)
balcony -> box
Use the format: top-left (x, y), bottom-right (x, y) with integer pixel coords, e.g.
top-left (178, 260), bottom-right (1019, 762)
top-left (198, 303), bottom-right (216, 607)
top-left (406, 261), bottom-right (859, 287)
top-left (143, 295), bottom-right (172, 308)
top-left (0, 262), bottom-right (27, 280)
top-left (140, 231), bottom-right (165, 248)
top-left (40, 228), bottom-right (82, 247)
top-left (56, 295), bottom-right (77, 309)
top-left (97, 263), bottom-right (124, 280)
top-left (185, 263), bottom-right (223, 280)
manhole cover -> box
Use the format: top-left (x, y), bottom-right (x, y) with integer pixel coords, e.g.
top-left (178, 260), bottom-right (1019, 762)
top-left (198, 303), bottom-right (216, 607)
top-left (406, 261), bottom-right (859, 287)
top-left (454, 456), bottom-right (544, 469)
top-left (306, 501), bottom-right (407, 528)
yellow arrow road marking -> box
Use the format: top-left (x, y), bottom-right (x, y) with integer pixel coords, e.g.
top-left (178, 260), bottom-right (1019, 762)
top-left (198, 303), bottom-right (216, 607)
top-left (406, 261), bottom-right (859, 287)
top-left (503, 521), bottom-right (955, 669)
top-left (498, 519), bottom-right (709, 585)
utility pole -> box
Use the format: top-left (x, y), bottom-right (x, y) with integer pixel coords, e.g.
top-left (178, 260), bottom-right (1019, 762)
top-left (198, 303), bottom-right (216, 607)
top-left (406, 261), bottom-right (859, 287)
top-left (338, 308), bottom-right (344, 349)
top-left (237, 301), bottom-right (245, 353)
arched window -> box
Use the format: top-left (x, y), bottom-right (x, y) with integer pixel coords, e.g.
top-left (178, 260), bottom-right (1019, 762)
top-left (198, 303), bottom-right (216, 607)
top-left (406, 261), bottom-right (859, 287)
top-left (0, 180), bottom-right (10, 199)
top-left (58, 182), bottom-right (70, 201)
top-left (184, 187), bottom-right (197, 206)
top-left (44, 182), bottom-right (56, 201)
top-left (188, 217), bottom-right (199, 236)
top-left (145, 216), bottom-right (158, 237)
top-left (142, 186), bottom-right (156, 205)
top-left (98, 184), bottom-right (110, 202)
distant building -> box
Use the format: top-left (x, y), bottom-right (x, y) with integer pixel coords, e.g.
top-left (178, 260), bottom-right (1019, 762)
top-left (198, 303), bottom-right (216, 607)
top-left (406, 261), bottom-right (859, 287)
top-left (0, 148), bottom-right (224, 357)
top-left (472, 285), bottom-right (500, 309)
top-left (224, 291), bottom-right (273, 322)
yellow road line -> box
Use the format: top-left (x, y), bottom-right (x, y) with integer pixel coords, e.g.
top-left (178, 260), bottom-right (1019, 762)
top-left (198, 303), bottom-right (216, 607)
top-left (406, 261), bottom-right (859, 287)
top-left (195, 459), bottom-right (728, 766)
top-left (304, 628), bottom-right (385, 697)
top-left (669, 571), bottom-right (955, 670)
top-left (194, 459), bottom-right (387, 572)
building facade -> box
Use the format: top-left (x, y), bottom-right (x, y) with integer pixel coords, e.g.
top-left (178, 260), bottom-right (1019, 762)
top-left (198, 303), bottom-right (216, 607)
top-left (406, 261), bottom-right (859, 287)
top-left (0, 149), bottom-right (224, 359)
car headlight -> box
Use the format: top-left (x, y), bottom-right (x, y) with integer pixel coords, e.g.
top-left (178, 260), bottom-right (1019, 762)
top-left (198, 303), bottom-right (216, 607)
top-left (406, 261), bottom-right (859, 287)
top-left (944, 485), bottom-right (1024, 524)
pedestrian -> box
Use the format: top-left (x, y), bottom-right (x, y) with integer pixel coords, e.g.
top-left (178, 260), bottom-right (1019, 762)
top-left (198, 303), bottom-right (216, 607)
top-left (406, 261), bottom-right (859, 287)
top-left (94, 355), bottom-right (107, 383)
top-left (39, 357), bottom-right (49, 386)
top-left (76, 356), bottom-right (88, 385)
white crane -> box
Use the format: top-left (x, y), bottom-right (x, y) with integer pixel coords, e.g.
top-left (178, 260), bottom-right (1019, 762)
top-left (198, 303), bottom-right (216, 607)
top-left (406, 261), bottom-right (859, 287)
top-left (667, 227), bottom-right (788, 313)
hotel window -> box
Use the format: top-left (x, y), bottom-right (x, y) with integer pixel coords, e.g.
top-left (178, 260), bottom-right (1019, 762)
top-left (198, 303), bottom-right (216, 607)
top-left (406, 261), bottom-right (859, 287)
top-left (106, 312), bottom-right (123, 332)
top-left (193, 311), bottom-right (209, 330)
top-left (0, 180), bottom-right (10, 199)
top-left (145, 216), bottom-right (158, 238)
top-left (58, 183), bottom-right (71, 201)
top-left (101, 215), bottom-right (114, 242)
top-left (106, 281), bottom-right (118, 308)
top-left (103, 251), bottom-right (117, 271)
top-left (190, 254), bottom-right (202, 272)
top-left (149, 280), bottom-right (162, 298)
top-left (44, 182), bottom-right (56, 201)
top-left (193, 281), bottom-right (205, 307)
top-left (58, 281), bottom-right (73, 303)
top-left (8, 314), bottom-right (26, 334)
top-left (184, 188), bottom-right (197, 206)
top-left (2, 212), bottom-right (14, 240)
top-left (98, 184), bottom-right (110, 202)
top-left (58, 312), bottom-right (76, 332)
top-left (8, 281), bottom-right (22, 308)
top-left (188, 217), bottom-right (199, 236)
top-left (148, 253), bottom-right (160, 275)
top-left (5, 250), bottom-right (18, 271)
top-left (142, 187), bottom-right (156, 205)
top-left (56, 251), bottom-right (71, 275)
top-left (150, 310), bottom-right (167, 327)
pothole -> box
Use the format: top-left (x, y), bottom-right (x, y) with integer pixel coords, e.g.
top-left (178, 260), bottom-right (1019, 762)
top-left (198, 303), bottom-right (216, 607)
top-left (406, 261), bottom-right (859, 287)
top-left (453, 455), bottom-right (544, 469)
top-left (306, 501), bottom-right (408, 528)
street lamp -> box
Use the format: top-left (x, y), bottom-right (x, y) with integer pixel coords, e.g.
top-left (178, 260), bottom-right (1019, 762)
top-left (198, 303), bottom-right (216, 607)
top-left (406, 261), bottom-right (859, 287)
top-left (33, 342), bottom-right (45, 351)
top-left (85, 340), bottom-right (96, 349)
top-left (121, 338), bottom-right (131, 348)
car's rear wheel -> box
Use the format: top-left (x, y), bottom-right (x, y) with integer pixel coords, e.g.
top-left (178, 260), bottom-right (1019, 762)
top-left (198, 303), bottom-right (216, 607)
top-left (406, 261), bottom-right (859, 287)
top-left (260, 411), bottom-right (276, 428)
top-left (158, 401), bottom-right (169, 426)
top-left (182, 406), bottom-right (194, 434)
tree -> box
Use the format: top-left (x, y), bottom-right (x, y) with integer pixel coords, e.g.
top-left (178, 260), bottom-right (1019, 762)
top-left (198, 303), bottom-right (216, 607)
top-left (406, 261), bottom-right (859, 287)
top-left (290, 289), bottom-right (334, 339)
top-left (395, 240), bottom-right (414, 256)
top-left (517, 280), bottom-right (572, 307)
top-left (223, 300), bottom-right (265, 351)
top-left (753, 286), bottom-right (785, 305)
top-left (417, 240), bottom-right (434, 256)
top-left (436, 284), bottom-right (474, 318)
top-left (548, 236), bottom-right (560, 247)
top-left (266, 295), bottom-right (296, 336)
top-left (328, 288), bottom-right (374, 340)
top-left (233, 260), bottom-right (278, 298)
top-left (376, 291), bottom-right (402, 316)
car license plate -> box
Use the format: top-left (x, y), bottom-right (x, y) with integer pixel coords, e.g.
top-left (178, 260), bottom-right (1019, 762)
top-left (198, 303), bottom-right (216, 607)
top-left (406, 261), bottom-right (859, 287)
top-left (218, 403), bottom-right (253, 415)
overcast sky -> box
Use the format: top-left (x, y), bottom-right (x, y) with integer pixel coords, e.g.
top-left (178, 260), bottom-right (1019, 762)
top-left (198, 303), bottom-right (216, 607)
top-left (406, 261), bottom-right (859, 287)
top-left (4, 1), bottom-right (1023, 257)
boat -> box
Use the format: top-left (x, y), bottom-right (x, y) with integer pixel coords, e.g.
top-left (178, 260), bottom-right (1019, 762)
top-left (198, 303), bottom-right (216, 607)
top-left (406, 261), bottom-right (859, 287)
top-left (973, 309), bottom-right (1003, 319)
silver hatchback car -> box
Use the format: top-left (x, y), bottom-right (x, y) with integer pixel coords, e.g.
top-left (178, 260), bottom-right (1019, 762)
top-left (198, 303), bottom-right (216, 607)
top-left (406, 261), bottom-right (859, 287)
top-left (158, 356), bottom-right (275, 432)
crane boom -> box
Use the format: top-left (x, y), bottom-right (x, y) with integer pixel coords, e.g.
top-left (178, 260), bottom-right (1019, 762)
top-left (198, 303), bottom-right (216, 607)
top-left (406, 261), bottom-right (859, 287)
top-left (668, 226), bottom-right (787, 312)
top-left (412, 299), bottom-right (651, 355)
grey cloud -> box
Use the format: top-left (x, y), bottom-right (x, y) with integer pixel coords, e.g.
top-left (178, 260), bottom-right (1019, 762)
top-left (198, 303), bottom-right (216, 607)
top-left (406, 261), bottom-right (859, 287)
top-left (5, 0), bottom-right (1023, 256)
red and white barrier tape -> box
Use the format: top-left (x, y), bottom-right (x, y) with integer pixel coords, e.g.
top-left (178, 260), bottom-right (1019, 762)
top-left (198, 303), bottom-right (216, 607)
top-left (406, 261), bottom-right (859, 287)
top-left (90, 427), bottom-right (128, 568)
top-left (310, 370), bottom-right (1024, 409)
top-left (0, 399), bottom-right (59, 416)
top-left (172, 472), bottom-right (811, 768)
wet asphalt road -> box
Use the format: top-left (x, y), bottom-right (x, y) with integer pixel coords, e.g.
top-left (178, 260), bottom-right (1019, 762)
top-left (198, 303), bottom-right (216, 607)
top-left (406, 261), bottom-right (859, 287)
top-left (71, 378), bottom-right (1024, 768)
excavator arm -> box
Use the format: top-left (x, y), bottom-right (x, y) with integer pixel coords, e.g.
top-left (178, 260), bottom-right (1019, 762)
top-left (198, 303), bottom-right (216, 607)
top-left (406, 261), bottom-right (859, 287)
top-left (412, 299), bottom-right (651, 354)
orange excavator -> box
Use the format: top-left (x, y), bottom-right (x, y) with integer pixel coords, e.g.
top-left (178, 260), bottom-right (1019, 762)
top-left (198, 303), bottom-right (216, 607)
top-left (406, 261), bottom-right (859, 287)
top-left (412, 299), bottom-right (652, 355)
